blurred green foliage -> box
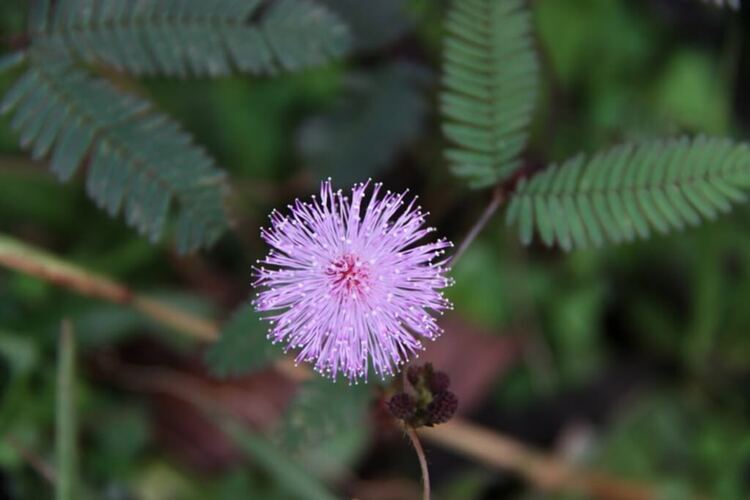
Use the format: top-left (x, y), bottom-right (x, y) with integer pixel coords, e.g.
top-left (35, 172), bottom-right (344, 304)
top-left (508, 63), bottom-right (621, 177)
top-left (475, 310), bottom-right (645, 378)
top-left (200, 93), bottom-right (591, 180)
top-left (1, 0), bottom-right (750, 499)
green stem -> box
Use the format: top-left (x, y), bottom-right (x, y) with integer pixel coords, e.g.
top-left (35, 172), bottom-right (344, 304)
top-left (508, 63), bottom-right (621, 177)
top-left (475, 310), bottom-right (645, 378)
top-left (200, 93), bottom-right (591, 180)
top-left (56, 320), bottom-right (77, 500)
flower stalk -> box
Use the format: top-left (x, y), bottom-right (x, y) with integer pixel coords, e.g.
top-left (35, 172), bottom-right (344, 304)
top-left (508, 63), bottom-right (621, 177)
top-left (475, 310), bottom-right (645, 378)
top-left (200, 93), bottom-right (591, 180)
top-left (406, 426), bottom-right (431, 500)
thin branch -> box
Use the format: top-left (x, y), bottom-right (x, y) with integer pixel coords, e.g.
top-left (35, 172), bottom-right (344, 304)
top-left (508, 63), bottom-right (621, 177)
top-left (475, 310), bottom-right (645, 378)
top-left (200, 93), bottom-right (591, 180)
top-left (405, 426), bottom-right (430, 500)
top-left (419, 419), bottom-right (660, 500)
top-left (0, 232), bottom-right (305, 381)
top-left (0, 231), bottom-right (677, 499)
top-left (450, 186), bottom-right (504, 267)
top-left (0, 233), bottom-right (215, 340)
top-left (3, 435), bottom-right (56, 484)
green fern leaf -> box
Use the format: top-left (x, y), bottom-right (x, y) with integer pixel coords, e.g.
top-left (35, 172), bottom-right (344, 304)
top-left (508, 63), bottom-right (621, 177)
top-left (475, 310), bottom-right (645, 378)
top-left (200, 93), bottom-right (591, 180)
top-left (1, 47), bottom-right (229, 252)
top-left (204, 304), bottom-right (283, 378)
top-left (35, 0), bottom-right (351, 77)
top-left (506, 137), bottom-right (750, 250)
top-left (442, 0), bottom-right (539, 188)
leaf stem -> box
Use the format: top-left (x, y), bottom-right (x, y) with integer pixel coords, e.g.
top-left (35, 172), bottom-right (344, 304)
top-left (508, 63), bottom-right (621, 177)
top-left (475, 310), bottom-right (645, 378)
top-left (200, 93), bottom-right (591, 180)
top-left (56, 320), bottom-right (77, 500)
top-left (450, 185), bottom-right (504, 267)
top-left (405, 426), bottom-right (430, 500)
top-left (3, 435), bottom-right (56, 484)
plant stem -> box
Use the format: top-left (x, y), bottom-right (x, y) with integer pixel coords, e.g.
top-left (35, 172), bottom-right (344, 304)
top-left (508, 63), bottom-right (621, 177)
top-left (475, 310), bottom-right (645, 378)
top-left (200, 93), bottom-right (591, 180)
top-left (56, 320), bottom-right (77, 500)
top-left (0, 232), bottom-right (306, 380)
top-left (419, 419), bottom-right (659, 500)
top-left (405, 426), bottom-right (430, 500)
top-left (450, 186), bottom-right (504, 267)
top-left (3, 436), bottom-right (56, 484)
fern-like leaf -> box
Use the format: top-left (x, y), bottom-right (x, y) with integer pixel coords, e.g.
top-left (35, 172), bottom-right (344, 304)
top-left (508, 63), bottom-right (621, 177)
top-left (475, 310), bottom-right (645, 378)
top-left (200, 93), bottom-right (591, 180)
top-left (34, 0), bottom-right (351, 77)
top-left (1, 47), bottom-right (229, 252)
top-left (442, 0), bottom-right (539, 188)
top-left (205, 304), bottom-right (283, 378)
top-left (506, 137), bottom-right (750, 250)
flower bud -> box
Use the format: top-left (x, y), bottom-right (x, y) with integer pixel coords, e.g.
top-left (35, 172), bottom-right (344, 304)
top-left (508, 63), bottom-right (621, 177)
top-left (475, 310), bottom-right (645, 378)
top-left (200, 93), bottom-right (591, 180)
top-left (426, 391), bottom-right (458, 425)
top-left (388, 393), bottom-right (417, 421)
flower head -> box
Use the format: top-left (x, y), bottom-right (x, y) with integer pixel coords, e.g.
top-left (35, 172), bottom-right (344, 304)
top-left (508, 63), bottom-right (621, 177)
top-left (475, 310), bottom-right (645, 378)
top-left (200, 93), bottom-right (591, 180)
top-left (253, 179), bottom-right (453, 381)
top-left (387, 363), bottom-right (458, 427)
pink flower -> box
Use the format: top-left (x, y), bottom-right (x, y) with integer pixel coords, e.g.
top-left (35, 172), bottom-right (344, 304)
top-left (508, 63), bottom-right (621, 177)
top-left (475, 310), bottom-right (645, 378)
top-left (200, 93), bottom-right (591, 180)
top-left (253, 180), bottom-right (454, 381)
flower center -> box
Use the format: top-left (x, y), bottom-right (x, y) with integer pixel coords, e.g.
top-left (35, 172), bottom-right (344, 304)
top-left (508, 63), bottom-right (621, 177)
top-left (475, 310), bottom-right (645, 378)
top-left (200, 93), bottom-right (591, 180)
top-left (326, 253), bottom-right (372, 300)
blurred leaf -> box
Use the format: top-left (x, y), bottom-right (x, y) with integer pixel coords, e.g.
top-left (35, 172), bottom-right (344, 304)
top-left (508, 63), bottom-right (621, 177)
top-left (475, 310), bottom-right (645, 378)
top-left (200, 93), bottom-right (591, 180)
top-left (204, 303), bottom-right (283, 378)
top-left (56, 320), bottom-right (77, 500)
top-left (547, 284), bottom-right (604, 383)
top-left (28, 0), bottom-right (51, 33)
top-left (534, 0), bottom-right (658, 155)
top-left (447, 242), bottom-right (511, 328)
top-left (220, 419), bottom-right (337, 500)
top-left (0, 331), bottom-right (36, 375)
top-left (278, 376), bottom-right (370, 452)
top-left (147, 68), bottom-right (342, 179)
top-left (299, 62), bottom-right (428, 184)
top-left (701, 0), bottom-right (740, 8)
top-left (319, 0), bottom-right (413, 51)
top-left (536, 0), bottom-right (652, 89)
top-left (0, 52), bottom-right (26, 74)
top-left (295, 421), bottom-right (368, 480)
top-left (0, 331), bottom-right (38, 428)
top-left (437, 470), bottom-right (491, 500)
top-left (596, 394), bottom-right (750, 500)
top-left (683, 240), bottom-right (723, 370)
top-left (212, 469), bottom-right (287, 500)
top-left (133, 462), bottom-right (195, 500)
top-left (214, 471), bottom-right (255, 500)
top-left (72, 306), bottom-right (150, 348)
top-left (651, 51), bottom-right (730, 135)
top-left (89, 407), bottom-right (149, 479)
top-left (74, 291), bottom-right (215, 349)
top-left (0, 162), bottom-right (79, 226)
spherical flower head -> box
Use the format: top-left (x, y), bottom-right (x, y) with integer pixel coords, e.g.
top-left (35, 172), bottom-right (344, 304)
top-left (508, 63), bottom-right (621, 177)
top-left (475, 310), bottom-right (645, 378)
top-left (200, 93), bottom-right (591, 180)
top-left (426, 391), bottom-right (458, 425)
top-left (388, 393), bottom-right (417, 420)
top-left (252, 179), bottom-right (454, 381)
